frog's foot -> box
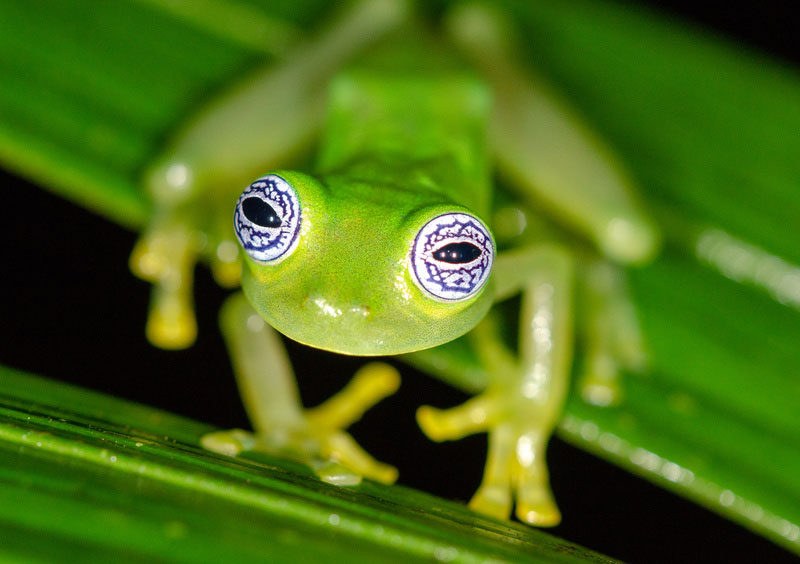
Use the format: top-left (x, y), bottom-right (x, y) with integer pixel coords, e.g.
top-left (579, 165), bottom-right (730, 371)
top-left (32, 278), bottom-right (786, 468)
top-left (130, 217), bottom-right (201, 349)
top-left (417, 395), bottom-right (560, 527)
top-left (579, 348), bottom-right (628, 408)
top-left (578, 260), bottom-right (649, 407)
top-left (203, 362), bottom-right (400, 486)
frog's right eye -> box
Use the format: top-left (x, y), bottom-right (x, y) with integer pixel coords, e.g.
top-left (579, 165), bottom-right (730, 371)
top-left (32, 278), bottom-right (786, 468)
top-left (234, 174), bottom-right (301, 264)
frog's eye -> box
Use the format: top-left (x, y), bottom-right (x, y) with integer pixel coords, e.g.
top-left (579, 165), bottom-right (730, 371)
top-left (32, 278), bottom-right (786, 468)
top-left (234, 174), bottom-right (301, 264)
top-left (410, 213), bottom-right (494, 301)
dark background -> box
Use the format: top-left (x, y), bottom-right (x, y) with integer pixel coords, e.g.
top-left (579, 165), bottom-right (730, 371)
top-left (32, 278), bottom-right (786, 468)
top-left (1, 2), bottom-right (798, 563)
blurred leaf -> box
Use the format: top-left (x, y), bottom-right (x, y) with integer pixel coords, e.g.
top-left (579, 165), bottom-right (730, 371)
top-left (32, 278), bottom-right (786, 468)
top-left (0, 365), bottom-right (618, 563)
top-left (0, 0), bottom-right (330, 227)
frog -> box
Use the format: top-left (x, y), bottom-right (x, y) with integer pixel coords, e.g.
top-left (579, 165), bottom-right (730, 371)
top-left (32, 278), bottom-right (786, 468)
top-left (129, 0), bottom-right (659, 527)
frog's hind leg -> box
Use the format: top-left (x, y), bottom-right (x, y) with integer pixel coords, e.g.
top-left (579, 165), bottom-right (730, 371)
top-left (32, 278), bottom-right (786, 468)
top-left (418, 245), bottom-right (574, 526)
top-left (202, 292), bottom-right (399, 486)
top-left (446, 3), bottom-right (660, 266)
top-left (578, 259), bottom-right (649, 407)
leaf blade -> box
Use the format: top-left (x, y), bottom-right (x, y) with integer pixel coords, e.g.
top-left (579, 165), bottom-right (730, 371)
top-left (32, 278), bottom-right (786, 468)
top-left (0, 366), bottom-right (619, 564)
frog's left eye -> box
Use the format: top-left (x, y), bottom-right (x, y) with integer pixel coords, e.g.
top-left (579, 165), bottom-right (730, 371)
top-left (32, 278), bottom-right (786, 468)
top-left (410, 213), bottom-right (494, 301)
top-left (234, 174), bottom-right (301, 264)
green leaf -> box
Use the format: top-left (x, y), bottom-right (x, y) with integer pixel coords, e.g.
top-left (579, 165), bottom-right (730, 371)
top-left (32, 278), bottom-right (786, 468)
top-left (0, 365), bottom-right (617, 564)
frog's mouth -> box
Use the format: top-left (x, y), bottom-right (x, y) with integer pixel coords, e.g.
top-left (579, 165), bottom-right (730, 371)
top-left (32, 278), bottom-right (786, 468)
top-left (265, 296), bottom-right (456, 357)
top-left (249, 290), bottom-right (489, 357)
top-left (240, 262), bottom-right (494, 357)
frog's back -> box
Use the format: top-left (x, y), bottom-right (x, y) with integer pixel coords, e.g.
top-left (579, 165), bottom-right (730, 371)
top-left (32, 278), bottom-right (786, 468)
top-left (317, 29), bottom-right (493, 218)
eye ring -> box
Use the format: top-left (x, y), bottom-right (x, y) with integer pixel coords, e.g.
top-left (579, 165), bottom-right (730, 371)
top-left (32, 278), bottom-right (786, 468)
top-left (410, 213), bottom-right (494, 301)
top-left (234, 174), bottom-right (301, 264)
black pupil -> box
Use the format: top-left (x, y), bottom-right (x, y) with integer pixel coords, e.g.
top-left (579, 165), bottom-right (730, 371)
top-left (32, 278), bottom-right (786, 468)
top-left (433, 242), bottom-right (482, 264)
top-left (242, 197), bottom-right (281, 228)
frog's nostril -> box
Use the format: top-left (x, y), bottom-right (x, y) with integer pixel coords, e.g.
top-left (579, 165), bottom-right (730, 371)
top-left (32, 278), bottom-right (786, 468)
top-left (349, 305), bottom-right (370, 318)
top-left (306, 293), bottom-right (371, 320)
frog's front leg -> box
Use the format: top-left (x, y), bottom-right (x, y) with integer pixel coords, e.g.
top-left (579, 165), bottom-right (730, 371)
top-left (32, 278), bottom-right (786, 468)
top-left (129, 210), bottom-right (216, 349)
top-left (418, 245), bottom-right (573, 526)
top-left (202, 293), bottom-right (399, 486)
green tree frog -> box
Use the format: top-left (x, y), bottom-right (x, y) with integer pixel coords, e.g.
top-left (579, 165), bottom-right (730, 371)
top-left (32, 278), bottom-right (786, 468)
top-left (129, 0), bottom-right (659, 527)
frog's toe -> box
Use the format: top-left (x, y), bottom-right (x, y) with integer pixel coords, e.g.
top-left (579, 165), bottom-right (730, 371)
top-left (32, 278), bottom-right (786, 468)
top-left (469, 484), bottom-right (512, 520)
top-left (578, 331), bottom-right (649, 407)
top-left (579, 351), bottom-right (623, 407)
top-left (307, 362), bottom-right (400, 431)
top-left (515, 468), bottom-right (561, 527)
top-left (516, 495), bottom-right (561, 527)
top-left (209, 239), bottom-right (241, 288)
top-left (312, 460), bottom-right (363, 487)
top-left (416, 395), bottom-right (497, 441)
top-left (318, 430), bottom-right (398, 485)
top-left (145, 295), bottom-right (197, 349)
top-left (201, 428), bottom-right (257, 457)
top-left (130, 246), bottom-right (164, 282)
top-left (580, 381), bottom-right (621, 407)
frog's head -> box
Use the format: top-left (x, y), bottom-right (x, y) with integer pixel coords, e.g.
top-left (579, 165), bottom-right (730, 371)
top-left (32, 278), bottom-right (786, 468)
top-left (234, 172), bottom-right (495, 356)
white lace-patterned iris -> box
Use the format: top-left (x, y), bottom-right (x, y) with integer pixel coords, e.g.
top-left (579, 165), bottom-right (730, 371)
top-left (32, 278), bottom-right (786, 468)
top-left (234, 174), bottom-right (301, 263)
top-left (410, 213), bottom-right (494, 301)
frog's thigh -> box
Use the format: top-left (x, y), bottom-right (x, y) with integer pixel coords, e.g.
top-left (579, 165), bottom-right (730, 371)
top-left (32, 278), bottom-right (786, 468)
top-left (203, 293), bottom-right (399, 485)
top-left (445, 3), bottom-right (659, 265)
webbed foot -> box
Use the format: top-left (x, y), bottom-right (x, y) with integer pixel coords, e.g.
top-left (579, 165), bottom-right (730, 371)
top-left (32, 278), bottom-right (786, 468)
top-left (203, 362), bottom-right (400, 485)
top-left (418, 393), bottom-right (560, 526)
